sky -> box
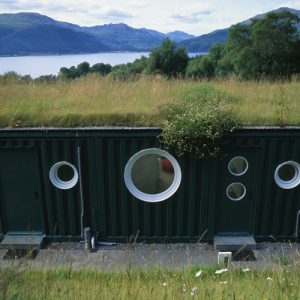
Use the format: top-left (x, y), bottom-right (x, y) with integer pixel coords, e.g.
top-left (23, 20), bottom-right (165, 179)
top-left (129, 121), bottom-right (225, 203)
top-left (0, 0), bottom-right (300, 35)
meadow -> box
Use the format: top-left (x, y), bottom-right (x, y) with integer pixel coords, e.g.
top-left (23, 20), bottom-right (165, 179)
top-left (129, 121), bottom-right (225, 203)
top-left (0, 75), bottom-right (299, 127)
top-left (1, 266), bottom-right (300, 299)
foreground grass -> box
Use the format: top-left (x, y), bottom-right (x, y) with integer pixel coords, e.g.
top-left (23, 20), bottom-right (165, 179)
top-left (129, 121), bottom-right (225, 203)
top-left (1, 266), bottom-right (300, 299)
top-left (0, 75), bottom-right (299, 127)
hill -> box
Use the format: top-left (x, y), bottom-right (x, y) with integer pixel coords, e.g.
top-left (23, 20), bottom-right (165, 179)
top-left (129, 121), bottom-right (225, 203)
top-left (0, 13), bottom-right (109, 55)
top-left (0, 12), bottom-right (192, 55)
top-left (80, 23), bottom-right (165, 51)
top-left (0, 8), bottom-right (299, 55)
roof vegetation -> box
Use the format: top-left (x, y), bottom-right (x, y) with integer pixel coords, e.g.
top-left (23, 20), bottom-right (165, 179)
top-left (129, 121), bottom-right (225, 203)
top-left (0, 74), bottom-right (299, 128)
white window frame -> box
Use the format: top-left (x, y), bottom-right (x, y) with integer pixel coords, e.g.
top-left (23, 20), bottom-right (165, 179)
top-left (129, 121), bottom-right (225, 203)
top-left (49, 161), bottom-right (78, 190)
top-left (226, 182), bottom-right (247, 201)
top-left (228, 156), bottom-right (249, 176)
top-left (124, 148), bottom-right (182, 203)
top-left (274, 161), bottom-right (300, 190)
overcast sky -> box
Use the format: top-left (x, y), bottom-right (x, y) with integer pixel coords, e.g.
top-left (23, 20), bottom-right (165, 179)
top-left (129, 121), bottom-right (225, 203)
top-left (1, 0), bottom-right (300, 35)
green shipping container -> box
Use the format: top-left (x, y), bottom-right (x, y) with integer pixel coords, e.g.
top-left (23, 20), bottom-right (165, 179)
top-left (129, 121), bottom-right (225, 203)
top-left (0, 127), bottom-right (299, 243)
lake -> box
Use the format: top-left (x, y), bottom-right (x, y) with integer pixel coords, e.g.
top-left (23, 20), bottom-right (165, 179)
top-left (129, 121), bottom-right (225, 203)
top-left (0, 52), bottom-right (202, 78)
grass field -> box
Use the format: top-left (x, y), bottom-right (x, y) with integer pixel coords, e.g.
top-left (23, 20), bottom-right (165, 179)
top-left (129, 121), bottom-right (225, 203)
top-left (1, 266), bottom-right (300, 299)
top-left (0, 75), bottom-right (299, 127)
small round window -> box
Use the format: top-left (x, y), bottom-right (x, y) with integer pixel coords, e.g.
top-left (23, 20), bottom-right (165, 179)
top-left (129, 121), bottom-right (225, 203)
top-left (226, 182), bottom-right (246, 201)
top-left (228, 156), bottom-right (248, 176)
top-left (124, 148), bottom-right (181, 203)
top-left (49, 161), bottom-right (78, 190)
top-left (274, 161), bottom-right (300, 189)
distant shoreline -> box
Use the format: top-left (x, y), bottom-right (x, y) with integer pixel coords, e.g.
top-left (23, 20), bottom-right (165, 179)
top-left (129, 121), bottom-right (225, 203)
top-left (0, 51), bottom-right (151, 58)
top-left (0, 51), bottom-right (204, 58)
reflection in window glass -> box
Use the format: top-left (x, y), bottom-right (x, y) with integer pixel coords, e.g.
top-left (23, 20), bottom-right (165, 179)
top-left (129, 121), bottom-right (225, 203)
top-left (226, 182), bottom-right (246, 201)
top-left (228, 156), bottom-right (248, 176)
top-left (131, 154), bottom-right (175, 194)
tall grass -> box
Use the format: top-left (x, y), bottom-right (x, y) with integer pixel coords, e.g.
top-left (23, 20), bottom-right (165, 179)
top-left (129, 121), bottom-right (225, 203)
top-left (0, 74), bottom-right (299, 127)
top-left (214, 77), bottom-right (300, 125)
top-left (0, 75), bottom-right (193, 127)
top-left (1, 266), bottom-right (300, 299)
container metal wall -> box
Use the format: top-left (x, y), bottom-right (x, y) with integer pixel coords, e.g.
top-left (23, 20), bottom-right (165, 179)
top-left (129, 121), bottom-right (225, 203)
top-left (0, 136), bottom-right (83, 239)
top-left (85, 137), bottom-right (209, 242)
top-left (0, 127), bottom-right (299, 242)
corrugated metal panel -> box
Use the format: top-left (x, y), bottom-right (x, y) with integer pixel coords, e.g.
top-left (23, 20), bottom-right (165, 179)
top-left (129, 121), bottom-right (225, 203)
top-left (254, 137), bottom-right (300, 239)
top-left (0, 138), bottom-right (82, 238)
top-left (0, 127), bottom-right (299, 242)
top-left (85, 136), bottom-right (209, 242)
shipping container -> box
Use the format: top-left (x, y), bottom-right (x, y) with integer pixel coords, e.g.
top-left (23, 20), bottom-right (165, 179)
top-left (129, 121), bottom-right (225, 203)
top-left (0, 127), bottom-right (299, 245)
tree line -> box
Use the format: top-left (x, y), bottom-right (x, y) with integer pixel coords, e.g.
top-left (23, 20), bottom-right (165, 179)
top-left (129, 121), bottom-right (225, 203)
top-left (59, 11), bottom-right (300, 81)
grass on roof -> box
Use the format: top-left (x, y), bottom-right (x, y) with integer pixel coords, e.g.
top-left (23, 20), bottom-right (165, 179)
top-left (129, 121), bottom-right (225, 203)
top-left (0, 74), bottom-right (299, 127)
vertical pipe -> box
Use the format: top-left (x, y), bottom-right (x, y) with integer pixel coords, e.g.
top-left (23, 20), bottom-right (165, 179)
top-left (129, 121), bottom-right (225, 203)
top-left (77, 145), bottom-right (84, 238)
top-left (295, 210), bottom-right (300, 239)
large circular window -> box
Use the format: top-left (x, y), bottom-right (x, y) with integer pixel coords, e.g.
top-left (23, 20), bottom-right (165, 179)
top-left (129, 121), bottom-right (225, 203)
top-left (49, 161), bottom-right (79, 190)
top-left (228, 156), bottom-right (248, 176)
top-left (124, 148), bottom-right (182, 202)
top-left (274, 161), bottom-right (300, 189)
top-left (226, 182), bottom-right (246, 201)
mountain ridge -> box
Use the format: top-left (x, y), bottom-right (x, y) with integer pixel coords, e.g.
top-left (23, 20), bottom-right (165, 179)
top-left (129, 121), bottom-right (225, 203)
top-left (0, 12), bottom-right (194, 55)
top-left (0, 8), bottom-right (299, 56)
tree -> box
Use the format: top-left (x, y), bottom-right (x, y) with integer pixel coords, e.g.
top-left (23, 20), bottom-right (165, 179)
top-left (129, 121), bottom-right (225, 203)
top-left (220, 11), bottom-right (300, 79)
top-left (90, 63), bottom-right (112, 76)
top-left (147, 38), bottom-right (189, 77)
top-left (76, 62), bottom-right (90, 77)
top-left (250, 12), bottom-right (300, 77)
top-left (186, 55), bottom-right (214, 79)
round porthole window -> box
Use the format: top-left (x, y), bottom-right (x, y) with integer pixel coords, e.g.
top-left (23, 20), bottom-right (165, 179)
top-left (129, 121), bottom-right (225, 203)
top-left (124, 148), bottom-right (182, 203)
top-left (274, 161), bottom-right (300, 189)
top-left (49, 161), bottom-right (79, 190)
top-left (226, 182), bottom-right (246, 201)
top-left (228, 156), bottom-right (248, 176)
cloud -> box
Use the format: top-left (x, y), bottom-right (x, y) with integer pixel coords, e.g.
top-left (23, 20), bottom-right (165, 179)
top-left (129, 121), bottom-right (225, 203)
top-left (0, 0), bottom-right (47, 11)
top-left (170, 3), bottom-right (215, 23)
top-left (103, 9), bottom-right (134, 19)
top-left (126, 1), bottom-right (148, 9)
top-left (277, 0), bottom-right (300, 9)
top-left (90, 6), bottom-right (135, 21)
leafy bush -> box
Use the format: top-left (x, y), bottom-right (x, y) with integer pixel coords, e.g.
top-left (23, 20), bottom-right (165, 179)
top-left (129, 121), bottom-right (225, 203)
top-left (110, 56), bottom-right (148, 80)
top-left (160, 84), bottom-right (237, 158)
top-left (186, 56), bottom-right (215, 79)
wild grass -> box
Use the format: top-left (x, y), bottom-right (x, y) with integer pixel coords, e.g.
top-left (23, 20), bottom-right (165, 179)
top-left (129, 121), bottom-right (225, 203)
top-left (0, 74), bottom-right (299, 127)
top-left (214, 76), bottom-right (300, 125)
top-left (1, 265), bottom-right (300, 299)
top-left (0, 75), bottom-right (193, 127)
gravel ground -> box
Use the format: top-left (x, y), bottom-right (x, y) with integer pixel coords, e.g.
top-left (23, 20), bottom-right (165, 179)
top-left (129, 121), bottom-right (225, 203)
top-left (48, 242), bottom-right (211, 251)
top-left (1, 241), bottom-right (300, 270)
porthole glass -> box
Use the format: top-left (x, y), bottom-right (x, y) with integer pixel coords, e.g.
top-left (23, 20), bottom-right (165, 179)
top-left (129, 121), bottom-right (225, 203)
top-left (228, 156), bottom-right (248, 176)
top-left (124, 148), bottom-right (181, 203)
top-left (274, 161), bottom-right (300, 189)
top-left (226, 182), bottom-right (246, 201)
top-left (57, 164), bottom-right (75, 182)
top-left (49, 161), bottom-right (78, 190)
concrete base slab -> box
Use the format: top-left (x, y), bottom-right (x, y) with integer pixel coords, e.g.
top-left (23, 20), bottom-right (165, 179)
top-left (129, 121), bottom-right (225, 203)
top-left (0, 235), bottom-right (45, 250)
top-left (214, 236), bottom-right (257, 251)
